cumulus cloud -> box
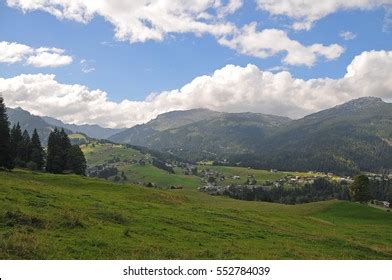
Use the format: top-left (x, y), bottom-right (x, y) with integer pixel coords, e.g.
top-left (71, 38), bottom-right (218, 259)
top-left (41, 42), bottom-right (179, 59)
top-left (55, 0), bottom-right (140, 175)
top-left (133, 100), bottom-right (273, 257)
top-left (6, 0), bottom-right (239, 43)
top-left (6, 0), bottom-right (345, 67)
top-left (340, 31), bottom-right (357, 40)
top-left (255, 0), bottom-right (391, 30)
top-left (1, 50), bottom-right (391, 128)
top-left (218, 23), bottom-right (345, 66)
top-left (0, 41), bottom-right (73, 67)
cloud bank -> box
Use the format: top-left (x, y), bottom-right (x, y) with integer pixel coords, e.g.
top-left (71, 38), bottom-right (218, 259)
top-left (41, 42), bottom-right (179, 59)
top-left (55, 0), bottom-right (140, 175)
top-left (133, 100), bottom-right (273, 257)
top-left (6, 0), bottom-right (239, 42)
top-left (0, 41), bottom-right (73, 67)
top-left (219, 23), bottom-right (344, 66)
top-left (255, 0), bottom-right (391, 30)
top-left (1, 50), bottom-right (391, 128)
top-left (6, 0), bottom-right (345, 66)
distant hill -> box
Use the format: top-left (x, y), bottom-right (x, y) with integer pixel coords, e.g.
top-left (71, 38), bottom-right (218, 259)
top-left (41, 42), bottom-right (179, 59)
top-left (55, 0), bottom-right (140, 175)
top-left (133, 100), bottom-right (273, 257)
top-left (7, 107), bottom-right (123, 143)
top-left (109, 110), bottom-right (291, 160)
top-left (109, 108), bottom-right (223, 144)
top-left (6, 107), bottom-right (72, 144)
top-left (110, 97), bottom-right (392, 175)
top-left (42, 116), bottom-right (124, 140)
top-left (231, 97), bottom-right (392, 175)
top-left (7, 97), bottom-right (392, 174)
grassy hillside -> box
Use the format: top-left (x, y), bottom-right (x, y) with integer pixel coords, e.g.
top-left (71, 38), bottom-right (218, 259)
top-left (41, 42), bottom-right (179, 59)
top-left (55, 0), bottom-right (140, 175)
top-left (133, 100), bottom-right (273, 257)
top-left (1, 170), bottom-right (391, 259)
top-left (81, 143), bottom-right (202, 188)
top-left (81, 142), bottom-right (323, 189)
top-left (109, 110), bottom-right (291, 161)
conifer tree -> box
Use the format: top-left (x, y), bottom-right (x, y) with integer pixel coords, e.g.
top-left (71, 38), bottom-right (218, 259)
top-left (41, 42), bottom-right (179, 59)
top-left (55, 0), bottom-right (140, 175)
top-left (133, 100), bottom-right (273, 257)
top-left (10, 122), bottom-right (23, 163)
top-left (46, 128), bottom-right (63, 173)
top-left (0, 96), bottom-right (14, 170)
top-left (30, 129), bottom-right (45, 170)
top-left (46, 128), bottom-right (73, 173)
top-left (21, 129), bottom-right (32, 163)
top-left (59, 128), bottom-right (72, 170)
top-left (67, 145), bottom-right (87, 175)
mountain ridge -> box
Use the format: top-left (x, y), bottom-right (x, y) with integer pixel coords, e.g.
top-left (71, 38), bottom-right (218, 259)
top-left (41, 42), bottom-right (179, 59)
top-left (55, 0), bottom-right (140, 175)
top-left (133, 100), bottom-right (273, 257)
top-left (109, 97), bottom-right (392, 175)
top-left (6, 107), bottom-right (123, 143)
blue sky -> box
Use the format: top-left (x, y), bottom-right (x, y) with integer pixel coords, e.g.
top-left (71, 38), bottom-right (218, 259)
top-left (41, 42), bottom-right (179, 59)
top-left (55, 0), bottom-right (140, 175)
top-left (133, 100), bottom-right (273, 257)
top-left (0, 0), bottom-right (391, 128)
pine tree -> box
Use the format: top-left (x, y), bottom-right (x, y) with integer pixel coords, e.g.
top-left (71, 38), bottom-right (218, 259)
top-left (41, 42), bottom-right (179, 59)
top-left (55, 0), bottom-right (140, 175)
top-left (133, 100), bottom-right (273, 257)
top-left (0, 96), bottom-right (14, 170)
top-left (20, 129), bottom-right (32, 163)
top-left (46, 128), bottom-right (73, 173)
top-left (10, 122), bottom-right (23, 164)
top-left (67, 145), bottom-right (87, 175)
top-left (46, 128), bottom-right (63, 173)
top-left (30, 129), bottom-right (45, 170)
top-left (59, 128), bottom-right (72, 171)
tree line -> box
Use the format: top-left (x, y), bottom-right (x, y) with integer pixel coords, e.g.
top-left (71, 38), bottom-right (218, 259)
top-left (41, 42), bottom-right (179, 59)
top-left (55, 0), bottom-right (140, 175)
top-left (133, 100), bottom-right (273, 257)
top-left (220, 178), bottom-right (350, 205)
top-left (202, 175), bottom-right (392, 206)
top-left (0, 96), bottom-right (86, 175)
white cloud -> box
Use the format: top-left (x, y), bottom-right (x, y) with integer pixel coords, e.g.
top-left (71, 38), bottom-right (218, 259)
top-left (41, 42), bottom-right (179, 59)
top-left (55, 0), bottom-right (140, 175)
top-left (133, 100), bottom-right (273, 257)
top-left (383, 5), bottom-right (392, 32)
top-left (255, 0), bottom-right (391, 30)
top-left (0, 41), bottom-right (73, 67)
top-left (340, 31), bottom-right (357, 40)
top-left (80, 59), bottom-right (95, 74)
top-left (27, 47), bottom-right (73, 67)
top-left (6, 0), bottom-right (345, 67)
top-left (6, 0), bottom-right (239, 43)
top-left (1, 50), bottom-right (391, 128)
top-left (0, 41), bottom-right (33, 63)
top-left (218, 23), bottom-right (345, 66)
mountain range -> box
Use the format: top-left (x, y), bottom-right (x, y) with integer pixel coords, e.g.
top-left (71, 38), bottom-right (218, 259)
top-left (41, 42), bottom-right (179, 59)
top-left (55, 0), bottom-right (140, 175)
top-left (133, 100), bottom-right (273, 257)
top-left (109, 97), bottom-right (392, 175)
top-left (109, 108), bottom-right (292, 159)
top-left (7, 97), bottom-right (392, 175)
top-left (6, 107), bottom-right (123, 143)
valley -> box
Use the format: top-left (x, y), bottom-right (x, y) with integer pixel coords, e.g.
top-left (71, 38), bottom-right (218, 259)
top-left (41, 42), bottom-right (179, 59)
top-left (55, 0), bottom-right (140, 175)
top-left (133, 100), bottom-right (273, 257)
top-left (1, 96), bottom-right (392, 260)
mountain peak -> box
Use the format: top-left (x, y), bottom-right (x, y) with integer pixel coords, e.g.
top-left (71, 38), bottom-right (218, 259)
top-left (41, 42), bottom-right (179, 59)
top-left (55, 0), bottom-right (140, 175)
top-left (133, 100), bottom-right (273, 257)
top-left (155, 108), bottom-right (217, 119)
top-left (345, 96), bottom-right (383, 105)
top-left (328, 96), bottom-right (385, 115)
top-left (339, 96), bottom-right (384, 108)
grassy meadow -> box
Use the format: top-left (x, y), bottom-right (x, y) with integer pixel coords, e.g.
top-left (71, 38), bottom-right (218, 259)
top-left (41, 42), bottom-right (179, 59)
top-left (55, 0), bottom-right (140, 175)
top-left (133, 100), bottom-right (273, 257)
top-left (81, 143), bottom-right (202, 188)
top-left (0, 170), bottom-right (391, 259)
top-left (198, 165), bottom-right (322, 185)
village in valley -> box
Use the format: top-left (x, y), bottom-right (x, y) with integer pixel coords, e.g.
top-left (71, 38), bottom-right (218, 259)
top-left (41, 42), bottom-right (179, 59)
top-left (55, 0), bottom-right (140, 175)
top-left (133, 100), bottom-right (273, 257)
top-left (81, 142), bottom-right (392, 209)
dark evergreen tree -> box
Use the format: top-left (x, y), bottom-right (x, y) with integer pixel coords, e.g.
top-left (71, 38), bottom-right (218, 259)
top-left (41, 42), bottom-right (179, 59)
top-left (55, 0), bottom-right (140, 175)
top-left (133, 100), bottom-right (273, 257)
top-left (350, 175), bottom-right (372, 203)
top-left (59, 128), bottom-right (72, 170)
top-left (47, 128), bottom-right (78, 174)
top-left (10, 122), bottom-right (23, 164)
top-left (46, 128), bottom-right (64, 173)
top-left (30, 129), bottom-right (45, 170)
top-left (0, 96), bottom-right (14, 170)
top-left (20, 129), bottom-right (32, 163)
top-left (67, 145), bottom-right (87, 175)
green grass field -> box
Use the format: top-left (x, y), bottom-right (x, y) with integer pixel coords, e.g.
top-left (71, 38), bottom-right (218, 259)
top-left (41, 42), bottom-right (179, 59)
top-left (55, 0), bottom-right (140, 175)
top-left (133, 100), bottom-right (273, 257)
top-left (81, 142), bottom-right (324, 189)
top-left (0, 170), bottom-right (391, 259)
top-left (81, 143), bottom-right (202, 188)
top-left (198, 165), bottom-right (321, 185)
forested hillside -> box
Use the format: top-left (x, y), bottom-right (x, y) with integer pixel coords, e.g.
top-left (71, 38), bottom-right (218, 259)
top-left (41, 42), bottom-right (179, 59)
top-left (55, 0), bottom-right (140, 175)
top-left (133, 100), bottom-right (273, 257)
top-left (110, 97), bottom-right (392, 175)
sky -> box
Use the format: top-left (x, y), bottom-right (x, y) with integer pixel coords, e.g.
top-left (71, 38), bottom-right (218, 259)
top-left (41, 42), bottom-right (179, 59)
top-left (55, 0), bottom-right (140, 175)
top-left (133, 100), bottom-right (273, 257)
top-left (0, 0), bottom-right (391, 128)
